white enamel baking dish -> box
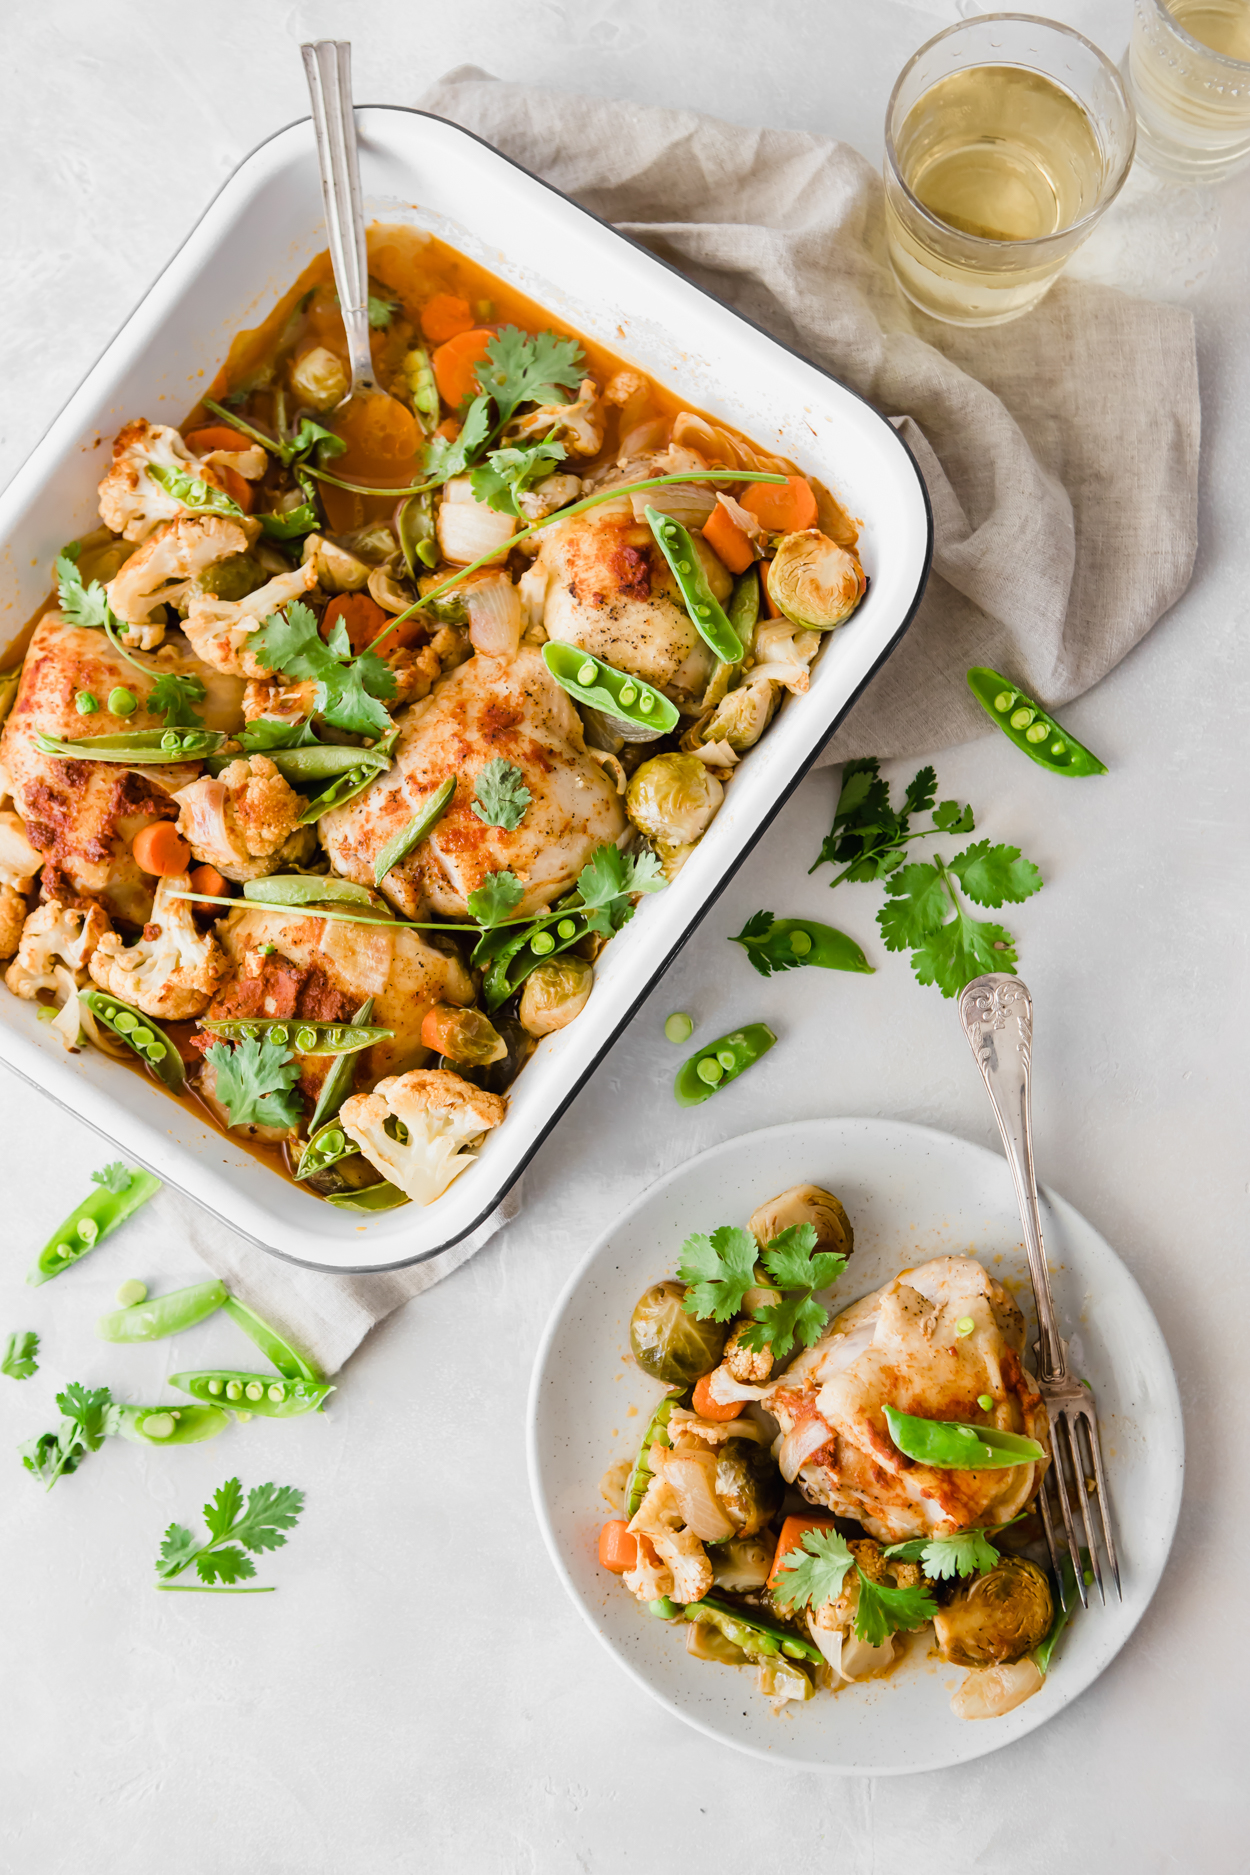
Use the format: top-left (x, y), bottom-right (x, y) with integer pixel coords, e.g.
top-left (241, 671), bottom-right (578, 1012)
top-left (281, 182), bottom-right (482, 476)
top-left (0, 107), bottom-right (931, 1272)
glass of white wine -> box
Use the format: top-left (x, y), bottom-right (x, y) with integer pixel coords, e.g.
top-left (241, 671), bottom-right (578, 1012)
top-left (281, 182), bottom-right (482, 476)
top-left (1128, 0), bottom-right (1250, 180)
top-left (884, 15), bottom-right (1136, 327)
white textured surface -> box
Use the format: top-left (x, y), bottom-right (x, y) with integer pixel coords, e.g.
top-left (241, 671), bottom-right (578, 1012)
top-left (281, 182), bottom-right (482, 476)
top-left (2, 2), bottom-right (1247, 1869)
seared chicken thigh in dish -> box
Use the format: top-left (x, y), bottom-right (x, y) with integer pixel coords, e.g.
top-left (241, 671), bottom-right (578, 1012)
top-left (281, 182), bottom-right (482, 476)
top-left (319, 646), bottom-right (626, 919)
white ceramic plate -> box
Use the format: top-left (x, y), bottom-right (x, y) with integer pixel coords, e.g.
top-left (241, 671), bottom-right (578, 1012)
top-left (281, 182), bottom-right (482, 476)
top-left (527, 1117), bottom-right (1183, 1773)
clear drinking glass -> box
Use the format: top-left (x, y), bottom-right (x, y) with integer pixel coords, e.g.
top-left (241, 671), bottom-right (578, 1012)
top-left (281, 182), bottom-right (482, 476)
top-left (883, 15), bottom-right (1136, 327)
top-left (1127, 0), bottom-right (1250, 180)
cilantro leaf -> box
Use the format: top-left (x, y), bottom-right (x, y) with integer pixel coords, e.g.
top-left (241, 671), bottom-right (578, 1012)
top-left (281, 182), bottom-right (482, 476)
top-left (204, 1037), bottom-right (303, 1131)
top-left (466, 870), bottom-right (525, 927)
top-left (469, 438), bottom-right (567, 517)
top-left (423, 395), bottom-right (492, 483)
top-left (231, 1482), bottom-right (305, 1554)
top-left (248, 601), bottom-right (395, 740)
top-left (760, 1223), bottom-right (844, 1295)
top-left (811, 758), bottom-right (954, 887)
top-left (909, 911), bottom-right (1017, 998)
top-left (876, 862), bottom-right (951, 952)
top-left (21, 1382), bottom-right (114, 1489)
top-left (949, 840), bottom-right (1044, 909)
top-left (901, 764), bottom-right (938, 818)
top-left (204, 1475), bottom-right (244, 1542)
top-left (155, 1476), bottom-right (304, 1590)
top-left (773, 1526), bottom-right (854, 1612)
top-left (156, 1523), bottom-right (201, 1579)
top-left (738, 1290), bottom-right (828, 1360)
top-left (283, 418), bottom-right (346, 467)
top-left (195, 1545), bottom-right (257, 1586)
top-left (852, 1574), bottom-right (937, 1647)
top-left (884, 1528), bottom-right (1001, 1581)
top-left (932, 800), bottom-right (975, 834)
top-left (729, 911), bottom-right (789, 979)
top-left (238, 716), bottom-right (322, 753)
top-left (147, 463), bottom-right (243, 520)
top-left (878, 848), bottom-right (1031, 998)
top-left (2, 1330), bottom-right (39, 1380)
top-left (367, 293), bottom-right (398, 329)
top-left (57, 1382), bottom-right (114, 1450)
top-left (575, 844), bottom-right (664, 912)
top-left (91, 1161), bottom-right (132, 1194)
top-left (479, 327), bottom-right (586, 424)
top-left (677, 1226), bottom-right (759, 1322)
top-left (471, 758), bottom-right (532, 830)
top-left (56, 548), bottom-right (117, 632)
top-left (146, 671), bottom-right (206, 729)
top-left (734, 1224), bottom-right (847, 1361)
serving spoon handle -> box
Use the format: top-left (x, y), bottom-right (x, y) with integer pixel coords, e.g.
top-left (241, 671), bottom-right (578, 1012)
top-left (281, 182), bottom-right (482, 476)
top-left (301, 39), bottom-right (379, 399)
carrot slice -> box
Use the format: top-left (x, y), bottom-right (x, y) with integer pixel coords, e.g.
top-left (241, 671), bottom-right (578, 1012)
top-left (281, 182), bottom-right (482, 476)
top-left (692, 1372), bottom-right (742, 1422)
top-left (598, 1520), bottom-right (638, 1574)
top-left (767, 1514), bottom-right (841, 1593)
top-left (133, 822), bottom-right (192, 878)
top-left (183, 425), bottom-right (255, 455)
top-left (322, 592), bottom-right (391, 656)
top-left (432, 329), bottom-right (493, 411)
top-left (189, 865), bottom-right (230, 900)
top-left (701, 502), bottom-right (754, 575)
top-left (741, 475), bottom-right (818, 534)
top-left (213, 464), bottom-right (253, 513)
top-left (420, 294), bottom-right (474, 344)
top-left (435, 417), bottom-right (461, 442)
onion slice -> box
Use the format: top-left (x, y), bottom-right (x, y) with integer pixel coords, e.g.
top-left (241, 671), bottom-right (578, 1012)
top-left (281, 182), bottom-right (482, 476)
top-left (778, 1413), bottom-right (833, 1483)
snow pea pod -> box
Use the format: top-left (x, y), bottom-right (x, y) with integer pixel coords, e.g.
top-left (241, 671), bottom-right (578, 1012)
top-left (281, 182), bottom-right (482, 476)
top-left (307, 997), bottom-right (375, 1135)
top-left (201, 1016), bottom-right (391, 1054)
top-left (625, 1387), bottom-right (690, 1518)
top-left (540, 642), bottom-right (679, 738)
top-left (374, 775), bottom-right (456, 886)
top-left (727, 565), bottom-right (761, 651)
top-left (884, 1405), bottom-right (1045, 1470)
top-left (78, 988), bottom-right (186, 1092)
top-left (479, 907), bottom-right (594, 1011)
top-left (294, 1117), bottom-right (359, 1181)
top-left (645, 508), bottom-right (743, 664)
top-left (111, 1404), bottom-right (228, 1445)
top-left (324, 1181), bottom-right (410, 1212)
top-left (170, 1370), bottom-right (334, 1416)
top-left (674, 1023), bottom-right (776, 1106)
top-left (397, 485), bottom-right (438, 573)
top-left (262, 742), bottom-right (393, 784)
top-left (243, 873), bottom-right (373, 908)
top-left (34, 727), bottom-right (226, 763)
top-left (28, 1167), bottom-right (162, 1286)
top-left (221, 1297), bottom-right (321, 1383)
top-left (966, 668), bottom-right (1107, 777)
top-left (730, 914), bottom-right (873, 976)
top-left (97, 1278), bottom-right (228, 1343)
top-left (686, 1593), bottom-right (823, 1666)
top-left (295, 741), bottom-right (398, 825)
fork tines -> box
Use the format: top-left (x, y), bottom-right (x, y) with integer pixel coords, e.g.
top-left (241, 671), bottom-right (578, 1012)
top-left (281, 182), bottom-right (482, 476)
top-left (1036, 1354), bottom-right (1122, 1609)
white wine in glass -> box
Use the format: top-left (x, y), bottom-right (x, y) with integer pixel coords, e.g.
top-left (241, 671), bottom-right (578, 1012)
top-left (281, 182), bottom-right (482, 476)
top-left (1129, 0), bottom-right (1250, 180)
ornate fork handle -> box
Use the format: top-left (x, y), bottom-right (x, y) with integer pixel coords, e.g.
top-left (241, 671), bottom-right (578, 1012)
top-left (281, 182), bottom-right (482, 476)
top-left (957, 974), bottom-right (1066, 1380)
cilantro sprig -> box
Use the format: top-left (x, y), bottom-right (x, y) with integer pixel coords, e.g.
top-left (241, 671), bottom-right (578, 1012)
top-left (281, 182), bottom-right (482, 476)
top-left (55, 548), bottom-right (207, 728)
top-left (469, 438), bottom-right (567, 517)
top-left (248, 600), bottom-right (396, 740)
top-left (204, 1036), bottom-right (304, 1131)
top-left (884, 1527), bottom-right (1003, 1581)
top-left (156, 1476), bottom-right (304, 1592)
top-left (422, 327), bottom-right (585, 490)
top-left (811, 758), bottom-right (973, 886)
top-left (91, 1161), bottom-right (133, 1194)
top-left (774, 1527), bottom-right (937, 1646)
top-left (2, 1330), bottom-right (39, 1380)
top-left (467, 842), bottom-right (664, 945)
top-left (677, 1221), bottom-right (847, 1361)
top-left (471, 758), bottom-right (532, 831)
top-left (20, 1382), bottom-right (114, 1490)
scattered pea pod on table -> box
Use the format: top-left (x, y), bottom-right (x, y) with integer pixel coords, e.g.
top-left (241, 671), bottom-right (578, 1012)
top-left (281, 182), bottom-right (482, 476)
top-left (77, 988), bottom-right (186, 1092)
top-left (28, 1166), bottom-right (162, 1285)
top-left (33, 727), bottom-right (227, 763)
top-left (730, 912), bottom-right (872, 977)
top-left (674, 1023), bottom-right (777, 1106)
top-left (111, 1404), bottom-right (229, 1445)
top-left (374, 775), bottom-right (456, 887)
top-left (221, 1296), bottom-right (322, 1382)
top-left (966, 667), bottom-right (1107, 776)
top-left (883, 1405), bottom-right (1046, 1470)
top-left (644, 507), bottom-right (745, 664)
top-left (170, 1370), bottom-right (333, 1416)
top-left (540, 642), bottom-right (679, 738)
top-left (200, 1016), bottom-right (392, 1055)
top-left (97, 1278), bottom-right (228, 1344)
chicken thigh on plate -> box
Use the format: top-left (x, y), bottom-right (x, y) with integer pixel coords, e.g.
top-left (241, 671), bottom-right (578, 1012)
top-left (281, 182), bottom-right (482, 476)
top-left (320, 645), bottom-right (626, 920)
top-left (709, 1256), bottom-right (1050, 1543)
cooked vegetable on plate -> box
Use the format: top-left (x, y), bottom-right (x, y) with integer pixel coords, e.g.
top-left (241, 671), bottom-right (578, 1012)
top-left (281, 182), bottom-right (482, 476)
top-left (600, 1182), bottom-right (1071, 1720)
top-left (0, 229), bottom-right (869, 1208)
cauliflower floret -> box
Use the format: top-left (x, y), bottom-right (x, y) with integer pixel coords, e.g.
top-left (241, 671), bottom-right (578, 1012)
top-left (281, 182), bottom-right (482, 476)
top-left (88, 872), bottom-right (225, 1019)
top-left (339, 1067), bottom-right (507, 1207)
top-left (503, 379), bottom-right (604, 459)
top-left (723, 1321), bottom-right (775, 1386)
top-left (5, 900), bottom-right (112, 999)
top-left (515, 473), bottom-right (582, 523)
top-left (108, 514), bottom-right (253, 648)
top-left (98, 420), bottom-right (204, 542)
top-left (622, 1532), bottom-right (674, 1604)
top-left (627, 1474), bottom-right (713, 1605)
top-left (0, 885), bottom-right (28, 960)
top-left (172, 757), bottom-right (312, 884)
top-left (182, 561), bottom-right (318, 676)
top-left (0, 810), bottom-right (43, 893)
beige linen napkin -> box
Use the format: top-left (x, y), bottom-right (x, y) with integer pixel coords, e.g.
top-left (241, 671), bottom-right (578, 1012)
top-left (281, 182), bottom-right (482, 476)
top-left (183, 73), bottom-right (1199, 1369)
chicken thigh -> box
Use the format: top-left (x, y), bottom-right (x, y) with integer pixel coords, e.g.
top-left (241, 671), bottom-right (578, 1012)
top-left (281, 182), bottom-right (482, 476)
top-left (319, 646), bottom-right (626, 919)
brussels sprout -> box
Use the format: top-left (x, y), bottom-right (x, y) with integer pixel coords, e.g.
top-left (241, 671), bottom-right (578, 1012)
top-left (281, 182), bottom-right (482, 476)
top-left (290, 346), bottom-right (349, 412)
top-left (422, 1004), bottom-right (508, 1067)
top-left (188, 552), bottom-right (267, 605)
top-left (934, 1558), bottom-right (1054, 1668)
top-left (715, 1439), bottom-right (783, 1538)
top-left (519, 955), bottom-right (594, 1037)
top-left (768, 529), bottom-right (864, 630)
top-left (630, 1280), bottom-right (729, 1385)
top-left (686, 1621), bottom-right (748, 1666)
top-left (302, 534), bottom-right (371, 593)
top-left (700, 678), bottom-right (777, 753)
top-left (711, 1536), bottom-right (775, 1592)
top-left (626, 754), bottom-right (723, 853)
top-left (748, 1184), bottom-right (854, 1260)
top-left (345, 522), bottom-right (400, 564)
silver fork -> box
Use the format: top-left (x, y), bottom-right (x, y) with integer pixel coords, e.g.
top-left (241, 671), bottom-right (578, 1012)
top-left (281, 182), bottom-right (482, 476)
top-left (300, 39), bottom-right (383, 405)
top-left (958, 974), bottom-right (1121, 1609)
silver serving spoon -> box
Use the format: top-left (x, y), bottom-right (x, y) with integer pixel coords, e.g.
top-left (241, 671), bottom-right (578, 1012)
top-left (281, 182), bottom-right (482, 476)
top-left (300, 39), bottom-right (383, 406)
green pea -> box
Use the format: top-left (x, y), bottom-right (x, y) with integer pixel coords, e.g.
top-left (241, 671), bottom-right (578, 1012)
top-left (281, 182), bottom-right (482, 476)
top-left (788, 929), bottom-right (813, 956)
top-left (697, 1057), bottom-right (724, 1086)
top-left (324, 1130), bottom-right (345, 1155)
top-left (649, 1596), bottom-right (681, 1619)
top-left (956, 1316), bottom-right (975, 1336)
top-left (36, 1005), bottom-right (58, 1023)
top-left (108, 686), bottom-right (137, 716)
top-left (1050, 739), bottom-right (1066, 756)
top-left (115, 1279), bottom-right (147, 1307)
top-left (271, 1024), bottom-right (289, 1044)
top-left (245, 1381), bottom-right (264, 1401)
top-left (665, 1012), bottom-right (693, 1044)
top-left (993, 691), bottom-right (1015, 712)
top-left (77, 1218), bottom-right (99, 1245)
top-left (716, 1049), bottom-right (736, 1071)
top-left (1025, 722), bottom-right (1048, 743)
top-left (1009, 707), bottom-right (1035, 730)
top-left (295, 1026), bottom-right (317, 1051)
top-left (207, 1377), bottom-right (224, 1396)
top-left (557, 918), bottom-right (577, 940)
top-left (267, 1383), bottom-right (285, 1402)
top-left (977, 1393), bottom-right (994, 1411)
top-left (76, 690), bottom-right (99, 715)
top-left (531, 931), bottom-right (555, 956)
top-left (677, 558), bottom-right (692, 574)
top-left (619, 682), bottom-right (638, 705)
top-left (115, 1012), bottom-right (137, 1033)
top-left (161, 731), bottom-right (179, 750)
top-left (141, 1412), bottom-right (175, 1440)
top-left (577, 661), bottom-right (597, 685)
top-left (144, 1043), bottom-right (165, 1061)
top-left (131, 1028), bottom-right (154, 1047)
top-left (639, 693), bottom-right (654, 713)
top-left (226, 1380), bottom-right (243, 1401)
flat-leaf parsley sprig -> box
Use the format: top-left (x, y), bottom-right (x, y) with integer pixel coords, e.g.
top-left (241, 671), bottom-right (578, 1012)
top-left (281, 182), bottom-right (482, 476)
top-left (677, 1222), bottom-right (847, 1362)
top-left (156, 1476), bottom-right (305, 1592)
top-left (774, 1527), bottom-right (937, 1646)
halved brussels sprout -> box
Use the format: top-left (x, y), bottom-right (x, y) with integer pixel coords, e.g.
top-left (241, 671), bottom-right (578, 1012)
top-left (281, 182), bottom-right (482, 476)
top-left (711, 1536), bottom-right (774, 1592)
top-left (626, 754), bottom-right (723, 852)
top-left (715, 1439), bottom-right (783, 1537)
top-left (519, 956), bottom-right (594, 1037)
top-left (748, 1184), bottom-right (854, 1260)
top-left (421, 1004), bottom-right (507, 1067)
top-left (190, 552), bottom-right (267, 604)
top-left (290, 346), bottom-right (349, 412)
top-left (302, 534), bottom-right (371, 593)
top-left (934, 1558), bottom-right (1054, 1667)
top-left (768, 530), bottom-right (863, 630)
top-left (630, 1280), bottom-right (729, 1386)
top-left (701, 678), bottom-right (777, 753)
